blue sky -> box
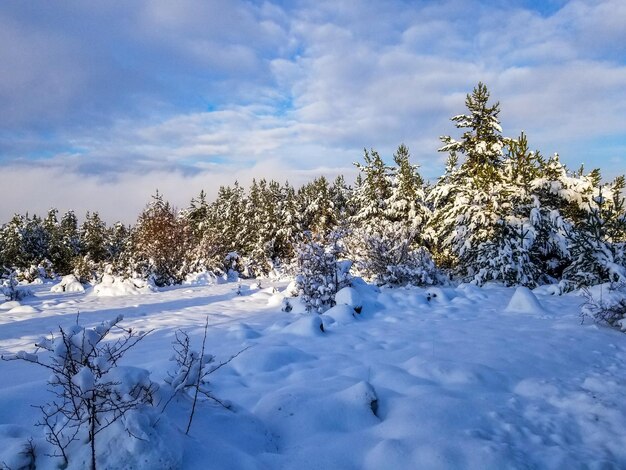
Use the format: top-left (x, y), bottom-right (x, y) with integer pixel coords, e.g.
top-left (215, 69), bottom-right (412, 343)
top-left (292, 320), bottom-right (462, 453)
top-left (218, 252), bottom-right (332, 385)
top-left (1, 0), bottom-right (625, 222)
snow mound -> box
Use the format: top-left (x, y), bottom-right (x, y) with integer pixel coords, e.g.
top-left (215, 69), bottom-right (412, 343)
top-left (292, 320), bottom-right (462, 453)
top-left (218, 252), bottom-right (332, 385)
top-left (0, 301), bottom-right (21, 310)
top-left (335, 287), bottom-right (363, 312)
top-left (282, 314), bottom-right (325, 337)
top-left (267, 292), bottom-right (285, 308)
top-left (92, 274), bottom-right (153, 297)
top-left (183, 271), bottom-right (216, 286)
top-left (254, 380), bottom-right (379, 443)
top-left (504, 286), bottom-right (546, 314)
top-left (424, 287), bottom-right (453, 304)
top-left (284, 280), bottom-right (299, 297)
top-left (227, 323), bottom-right (261, 340)
top-left (323, 304), bottom-right (356, 325)
top-left (230, 345), bottom-right (316, 374)
top-left (457, 283), bottom-right (488, 300)
top-left (0, 425), bottom-right (34, 470)
top-left (67, 406), bottom-right (182, 470)
top-left (281, 297), bottom-right (308, 314)
top-left (51, 274), bottom-right (85, 293)
top-left (7, 305), bottom-right (39, 314)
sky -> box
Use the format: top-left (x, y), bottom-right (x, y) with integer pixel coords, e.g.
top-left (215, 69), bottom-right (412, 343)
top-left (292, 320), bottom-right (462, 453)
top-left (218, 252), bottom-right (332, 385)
top-left (1, 0), bottom-right (625, 223)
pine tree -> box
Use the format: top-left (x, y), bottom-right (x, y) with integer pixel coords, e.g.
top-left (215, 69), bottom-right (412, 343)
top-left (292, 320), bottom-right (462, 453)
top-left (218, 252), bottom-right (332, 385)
top-left (428, 83), bottom-right (512, 283)
top-left (0, 214), bottom-right (27, 270)
top-left (563, 176), bottom-right (626, 288)
top-left (386, 144), bottom-right (430, 240)
top-left (275, 181), bottom-right (301, 262)
top-left (80, 212), bottom-right (108, 264)
top-left (294, 231), bottom-right (349, 313)
top-left (131, 191), bottom-right (186, 286)
top-left (439, 82), bottom-right (505, 181)
top-left (300, 176), bottom-right (337, 237)
top-left (350, 148), bottom-right (392, 226)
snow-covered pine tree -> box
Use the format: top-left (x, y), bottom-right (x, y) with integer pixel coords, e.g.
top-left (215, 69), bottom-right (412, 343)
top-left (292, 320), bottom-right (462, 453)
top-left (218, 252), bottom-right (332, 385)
top-left (299, 176), bottom-right (337, 237)
top-left (180, 190), bottom-right (222, 276)
top-left (275, 181), bottom-right (301, 263)
top-left (244, 179), bottom-right (281, 276)
top-left (106, 222), bottom-right (130, 269)
top-left (330, 175), bottom-right (351, 220)
top-left (0, 214), bottom-right (27, 270)
top-left (349, 148), bottom-right (392, 226)
top-left (213, 182), bottom-right (246, 254)
top-left (22, 214), bottom-right (49, 270)
top-left (80, 212), bottom-right (108, 264)
top-left (563, 175), bottom-right (626, 288)
top-left (428, 83), bottom-right (510, 283)
top-left (294, 231), bottom-right (348, 313)
top-left (348, 222), bottom-right (436, 286)
top-left (346, 145), bottom-right (435, 285)
top-left (386, 143), bottom-right (430, 240)
top-left (501, 134), bottom-right (569, 285)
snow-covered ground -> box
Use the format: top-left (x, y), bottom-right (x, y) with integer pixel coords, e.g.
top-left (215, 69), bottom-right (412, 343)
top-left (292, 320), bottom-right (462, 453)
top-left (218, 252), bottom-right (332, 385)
top-left (1, 280), bottom-right (626, 469)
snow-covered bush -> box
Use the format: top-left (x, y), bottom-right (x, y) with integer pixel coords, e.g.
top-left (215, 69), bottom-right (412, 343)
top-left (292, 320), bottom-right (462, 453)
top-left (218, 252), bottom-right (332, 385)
top-left (92, 273), bottom-right (154, 297)
top-left (581, 283), bottom-right (626, 330)
top-left (71, 254), bottom-right (100, 285)
top-left (50, 274), bottom-right (85, 293)
top-left (2, 316), bottom-right (155, 469)
top-left (347, 223), bottom-right (436, 286)
top-left (165, 325), bottom-right (217, 434)
top-left (1, 269), bottom-right (32, 301)
top-left (164, 319), bottom-right (245, 434)
top-left (294, 232), bottom-right (350, 313)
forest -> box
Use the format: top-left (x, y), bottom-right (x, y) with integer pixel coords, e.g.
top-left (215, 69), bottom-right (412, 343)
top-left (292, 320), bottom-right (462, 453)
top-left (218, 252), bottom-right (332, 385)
top-left (2, 83), bottom-right (625, 308)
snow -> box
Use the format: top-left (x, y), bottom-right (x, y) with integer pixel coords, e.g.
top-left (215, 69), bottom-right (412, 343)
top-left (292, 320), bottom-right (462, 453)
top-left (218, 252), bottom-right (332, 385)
top-left (504, 286), bottom-right (547, 314)
top-left (323, 304), bottom-right (357, 324)
top-left (50, 274), bottom-right (85, 293)
top-left (1, 280), bottom-right (626, 468)
top-left (335, 286), bottom-right (363, 311)
top-left (92, 274), bottom-right (153, 296)
top-left (0, 301), bottom-right (22, 310)
top-left (7, 305), bottom-right (39, 314)
top-left (183, 271), bottom-right (216, 286)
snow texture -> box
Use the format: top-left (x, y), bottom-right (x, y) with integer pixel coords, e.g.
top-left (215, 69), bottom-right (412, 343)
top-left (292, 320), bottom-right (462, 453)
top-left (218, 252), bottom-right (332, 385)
top-left (92, 274), bottom-right (153, 296)
top-left (1, 280), bottom-right (626, 469)
top-left (505, 286), bottom-right (547, 314)
top-left (50, 274), bottom-right (85, 293)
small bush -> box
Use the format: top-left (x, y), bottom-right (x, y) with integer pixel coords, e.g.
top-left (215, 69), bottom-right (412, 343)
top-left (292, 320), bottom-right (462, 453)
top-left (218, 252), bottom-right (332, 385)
top-left (2, 315), bottom-right (154, 469)
top-left (581, 282), bottom-right (626, 330)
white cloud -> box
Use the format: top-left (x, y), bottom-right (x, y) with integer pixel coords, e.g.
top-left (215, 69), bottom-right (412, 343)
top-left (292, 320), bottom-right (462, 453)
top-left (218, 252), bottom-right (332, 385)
top-left (0, 0), bottom-right (625, 222)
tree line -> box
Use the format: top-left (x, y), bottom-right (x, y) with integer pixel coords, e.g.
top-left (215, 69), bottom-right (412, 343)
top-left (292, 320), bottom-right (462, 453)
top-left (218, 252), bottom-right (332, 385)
top-left (1, 83), bottom-right (625, 291)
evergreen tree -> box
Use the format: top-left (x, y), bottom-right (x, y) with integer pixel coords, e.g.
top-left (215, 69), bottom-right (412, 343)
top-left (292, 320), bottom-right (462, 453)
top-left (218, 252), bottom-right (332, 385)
top-left (428, 83), bottom-right (512, 283)
top-left (131, 191), bottom-right (186, 286)
top-left (350, 148), bottom-right (392, 226)
top-left (0, 214), bottom-right (27, 270)
top-left (275, 181), bottom-right (301, 262)
top-left (107, 222), bottom-right (130, 265)
top-left (563, 176), bottom-right (626, 288)
top-left (294, 231), bottom-right (349, 313)
top-left (80, 212), bottom-right (108, 263)
top-left (300, 176), bottom-right (337, 237)
top-left (386, 144), bottom-right (430, 239)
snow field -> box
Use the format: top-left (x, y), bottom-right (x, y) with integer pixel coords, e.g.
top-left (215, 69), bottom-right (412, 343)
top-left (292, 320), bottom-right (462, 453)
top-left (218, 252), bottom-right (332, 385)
top-left (1, 280), bottom-right (626, 468)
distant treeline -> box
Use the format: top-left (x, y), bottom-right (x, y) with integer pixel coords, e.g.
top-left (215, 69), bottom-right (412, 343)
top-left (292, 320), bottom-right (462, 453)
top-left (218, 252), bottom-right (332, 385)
top-left (1, 83), bottom-right (624, 290)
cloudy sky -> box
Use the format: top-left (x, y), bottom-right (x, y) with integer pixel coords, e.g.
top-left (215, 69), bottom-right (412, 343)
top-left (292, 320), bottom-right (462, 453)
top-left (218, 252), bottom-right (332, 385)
top-left (1, 0), bottom-right (625, 223)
